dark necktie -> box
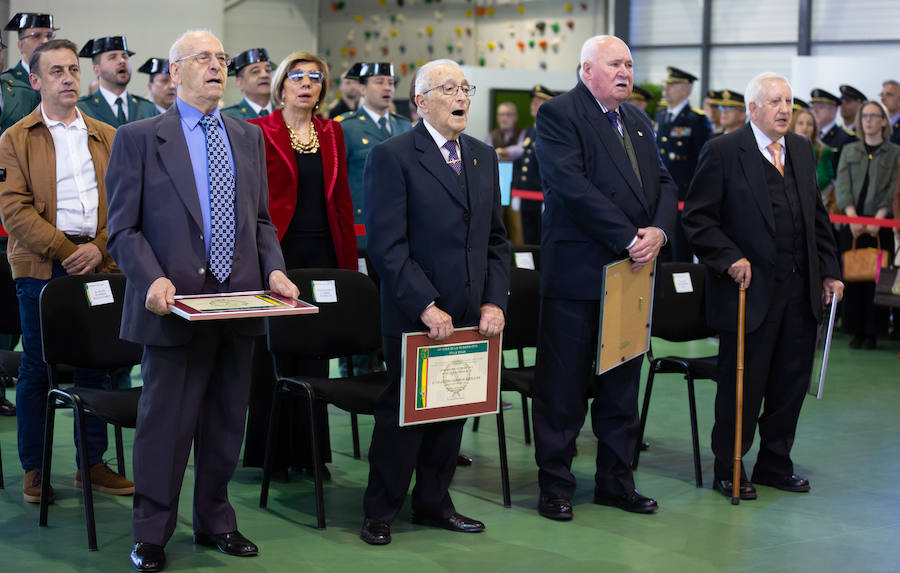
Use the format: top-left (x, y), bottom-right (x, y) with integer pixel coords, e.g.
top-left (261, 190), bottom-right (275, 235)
top-left (199, 114), bottom-right (236, 283)
top-left (258, 107), bottom-right (269, 117)
top-left (115, 97), bottom-right (126, 124)
top-left (443, 140), bottom-right (462, 175)
top-left (378, 116), bottom-right (389, 136)
top-left (605, 109), bottom-right (622, 136)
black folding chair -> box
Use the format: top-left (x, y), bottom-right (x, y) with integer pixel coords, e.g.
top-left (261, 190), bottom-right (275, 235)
top-left (260, 268), bottom-right (510, 529)
top-left (472, 266), bottom-right (540, 444)
top-left (632, 262), bottom-right (717, 488)
top-left (38, 273), bottom-right (143, 551)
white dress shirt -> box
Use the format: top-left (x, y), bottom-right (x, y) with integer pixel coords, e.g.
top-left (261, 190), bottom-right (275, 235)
top-left (99, 85), bottom-right (129, 121)
top-left (244, 96), bottom-right (272, 116)
top-left (362, 103), bottom-right (391, 134)
top-left (422, 118), bottom-right (461, 165)
top-left (749, 120), bottom-right (786, 166)
top-left (41, 105), bottom-right (100, 237)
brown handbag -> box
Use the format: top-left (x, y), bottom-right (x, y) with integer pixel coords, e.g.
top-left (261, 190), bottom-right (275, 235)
top-left (842, 236), bottom-right (890, 282)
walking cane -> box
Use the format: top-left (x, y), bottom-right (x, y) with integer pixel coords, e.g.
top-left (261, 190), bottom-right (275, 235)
top-left (732, 282), bottom-right (747, 505)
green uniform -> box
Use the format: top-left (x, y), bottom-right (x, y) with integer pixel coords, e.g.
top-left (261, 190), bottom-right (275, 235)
top-left (221, 98), bottom-right (266, 121)
top-left (0, 73), bottom-right (41, 135)
top-left (335, 108), bottom-right (412, 225)
top-left (76, 89), bottom-right (157, 128)
top-left (2, 61), bottom-right (35, 92)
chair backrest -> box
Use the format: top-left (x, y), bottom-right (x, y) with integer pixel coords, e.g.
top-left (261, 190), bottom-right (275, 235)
top-left (651, 262), bottom-right (715, 342)
top-left (0, 251), bottom-right (21, 335)
top-left (39, 273), bottom-right (143, 370)
top-left (511, 244), bottom-right (540, 272)
top-left (503, 267), bottom-right (540, 351)
top-left (356, 246), bottom-right (381, 290)
top-left (267, 268), bottom-right (382, 362)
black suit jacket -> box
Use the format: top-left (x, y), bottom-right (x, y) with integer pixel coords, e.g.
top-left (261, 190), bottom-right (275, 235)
top-left (535, 81), bottom-right (678, 300)
top-left (106, 107), bottom-right (286, 346)
top-left (683, 123), bottom-right (841, 333)
top-left (363, 121), bottom-right (510, 338)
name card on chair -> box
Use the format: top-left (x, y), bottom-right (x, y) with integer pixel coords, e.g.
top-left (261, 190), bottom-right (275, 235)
top-left (84, 280), bottom-right (114, 307)
top-left (672, 272), bottom-right (694, 293)
top-left (514, 252), bottom-right (535, 270)
top-left (358, 258), bottom-right (368, 276)
top-left (312, 280), bottom-right (338, 303)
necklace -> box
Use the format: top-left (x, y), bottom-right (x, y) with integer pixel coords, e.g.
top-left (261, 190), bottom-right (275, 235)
top-left (286, 121), bottom-right (319, 154)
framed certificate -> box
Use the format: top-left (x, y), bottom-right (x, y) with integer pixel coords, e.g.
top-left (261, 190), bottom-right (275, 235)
top-left (595, 259), bottom-right (655, 375)
top-left (170, 290), bottom-right (318, 321)
top-left (399, 327), bottom-right (502, 426)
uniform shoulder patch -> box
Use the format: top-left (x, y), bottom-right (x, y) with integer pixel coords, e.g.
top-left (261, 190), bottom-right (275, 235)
top-left (692, 107), bottom-right (706, 115)
top-left (334, 114), bottom-right (346, 122)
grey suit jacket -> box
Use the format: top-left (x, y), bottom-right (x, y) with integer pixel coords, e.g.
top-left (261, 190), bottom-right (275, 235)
top-left (105, 105), bottom-right (285, 346)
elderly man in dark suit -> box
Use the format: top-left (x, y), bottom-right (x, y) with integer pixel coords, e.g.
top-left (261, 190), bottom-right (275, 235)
top-left (105, 30), bottom-right (298, 572)
top-left (683, 72), bottom-right (843, 501)
top-left (360, 58), bottom-right (510, 546)
top-left (532, 35), bottom-right (677, 521)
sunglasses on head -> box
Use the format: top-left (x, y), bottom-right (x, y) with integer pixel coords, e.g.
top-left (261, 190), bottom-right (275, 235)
top-left (287, 69), bottom-right (323, 82)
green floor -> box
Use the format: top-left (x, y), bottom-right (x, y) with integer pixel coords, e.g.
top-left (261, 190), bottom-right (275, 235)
top-left (1, 333), bottom-right (898, 572)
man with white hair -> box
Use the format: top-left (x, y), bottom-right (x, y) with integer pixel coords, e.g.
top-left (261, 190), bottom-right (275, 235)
top-left (684, 72), bottom-right (843, 501)
top-left (532, 35), bottom-right (676, 521)
top-left (105, 29), bottom-right (298, 571)
top-left (360, 58), bottom-right (510, 545)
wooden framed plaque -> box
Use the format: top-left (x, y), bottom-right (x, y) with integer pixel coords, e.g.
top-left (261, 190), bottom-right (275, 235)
top-left (595, 259), bottom-right (655, 375)
top-left (170, 290), bottom-right (318, 321)
top-left (399, 327), bottom-right (502, 426)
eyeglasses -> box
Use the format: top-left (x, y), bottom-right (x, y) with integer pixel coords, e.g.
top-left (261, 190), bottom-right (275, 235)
top-left (174, 51), bottom-right (231, 67)
top-left (287, 69), bottom-right (324, 82)
top-left (861, 113), bottom-right (885, 120)
top-left (423, 83), bottom-right (476, 97)
top-left (20, 31), bottom-right (56, 41)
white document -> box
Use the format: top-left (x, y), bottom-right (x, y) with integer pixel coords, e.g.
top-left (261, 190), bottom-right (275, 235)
top-left (358, 258), bottom-right (368, 276)
top-left (672, 272), bottom-right (694, 293)
top-left (514, 252), bottom-right (536, 270)
top-left (311, 280), bottom-right (338, 303)
top-left (84, 280), bottom-right (114, 306)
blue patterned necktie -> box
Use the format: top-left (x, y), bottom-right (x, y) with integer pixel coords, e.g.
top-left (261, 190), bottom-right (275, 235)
top-left (199, 114), bottom-right (235, 283)
top-left (443, 140), bottom-right (462, 175)
top-left (605, 109), bottom-right (622, 136)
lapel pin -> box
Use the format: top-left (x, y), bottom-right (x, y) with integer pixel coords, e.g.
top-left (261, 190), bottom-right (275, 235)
top-left (637, 130), bottom-right (643, 137)
top-left (474, 158), bottom-right (477, 167)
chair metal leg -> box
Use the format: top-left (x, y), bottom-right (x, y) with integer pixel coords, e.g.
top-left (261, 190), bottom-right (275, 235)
top-left (0, 438), bottom-right (4, 489)
top-left (686, 376), bottom-right (703, 488)
top-left (472, 416), bottom-right (480, 432)
top-left (520, 395), bottom-right (531, 445)
top-left (39, 392), bottom-right (59, 527)
top-left (351, 413), bottom-right (361, 459)
top-left (114, 426), bottom-right (126, 477)
top-left (73, 397), bottom-right (99, 551)
top-left (301, 383), bottom-right (326, 530)
top-left (259, 382), bottom-right (283, 508)
top-left (632, 366), bottom-right (657, 470)
top-left (495, 409), bottom-right (511, 508)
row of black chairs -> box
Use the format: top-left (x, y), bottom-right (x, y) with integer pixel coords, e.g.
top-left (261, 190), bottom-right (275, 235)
top-left (3, 244), bottom-right (717, 550)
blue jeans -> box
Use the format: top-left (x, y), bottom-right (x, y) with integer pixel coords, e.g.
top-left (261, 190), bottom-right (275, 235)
top-left (16, 262), bottom-right (109, 471)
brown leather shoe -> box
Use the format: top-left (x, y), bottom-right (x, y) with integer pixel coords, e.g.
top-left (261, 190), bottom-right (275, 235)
top-left (75, 462), bottom-right (134, 495)
top-left (23, 468), bottom-right (54, 504)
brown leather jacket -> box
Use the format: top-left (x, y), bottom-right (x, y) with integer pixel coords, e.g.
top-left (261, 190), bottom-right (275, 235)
top-left (0, 106), bottom-right (117, 279)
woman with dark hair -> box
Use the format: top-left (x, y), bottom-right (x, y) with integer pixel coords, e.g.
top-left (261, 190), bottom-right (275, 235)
top-left (243, 51), bottom-right (357, 479)
top-left (835, 100), bottom-right (900, 349)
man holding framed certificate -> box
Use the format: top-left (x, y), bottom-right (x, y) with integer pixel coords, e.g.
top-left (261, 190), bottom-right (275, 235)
top-left (360, 58), bottom-right (510, 546)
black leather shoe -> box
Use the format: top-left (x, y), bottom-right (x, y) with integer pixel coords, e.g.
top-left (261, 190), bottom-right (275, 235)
top-left (410, 511), bottom-right (485, 532)
top-left (131, 542), bottom-right (166, 572)
top-left (752, 472), bottom-right (811, 492)
top-left (456, 453), bottom-right (473, 466)
top-left (713, 478), bottom-right (757, 500)
top-left (538, 494), bottom-right (573, 521)
top-left (193, 530), bottom-right (259, 556)
top-left (360, 518), bottom-right (391, 545)
top-left (593, 489), bottom-right (659, 514)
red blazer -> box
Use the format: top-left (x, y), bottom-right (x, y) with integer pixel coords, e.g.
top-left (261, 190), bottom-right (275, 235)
top-left (248, 109), bottom-right (357, 271)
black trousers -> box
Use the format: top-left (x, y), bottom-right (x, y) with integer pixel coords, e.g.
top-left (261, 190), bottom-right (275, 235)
top-left (712, 270), bottom-right (817, 481)
top-left (363, 335), bottom-right (464, 523)
top-left (532, 297), bottom-right (643, 498)
top-left (133, 323), bottom-right (254, 546)
top-left (520, 199), bottom-right (543, 246)
top-left (662, 214), bottom-right (693, 263)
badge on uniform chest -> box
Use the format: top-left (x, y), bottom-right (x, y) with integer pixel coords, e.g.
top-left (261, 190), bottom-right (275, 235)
top-left (670, 126), bottom-right (692, 137)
